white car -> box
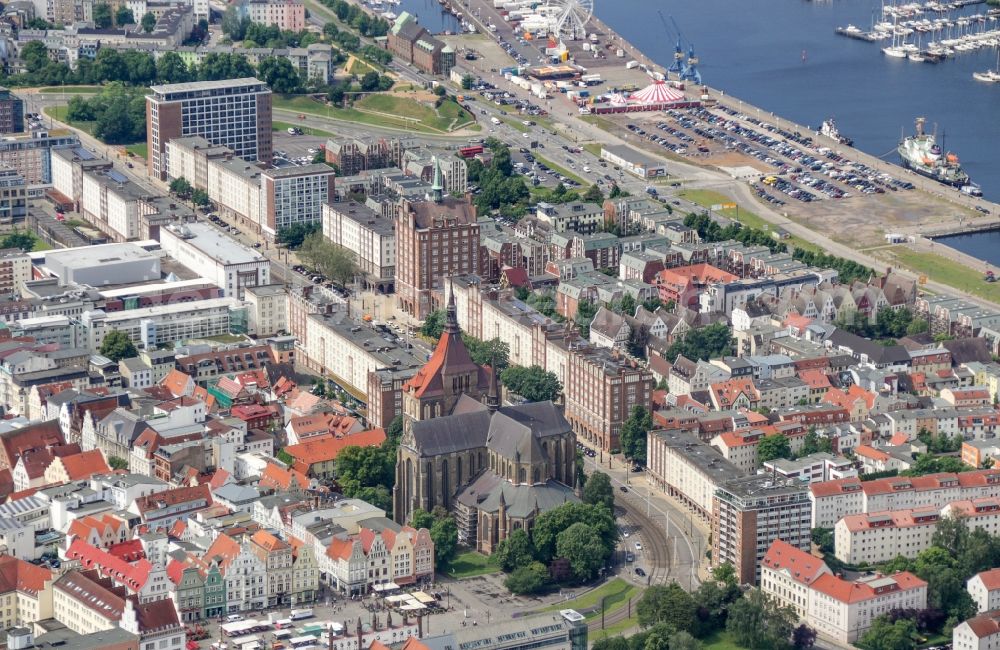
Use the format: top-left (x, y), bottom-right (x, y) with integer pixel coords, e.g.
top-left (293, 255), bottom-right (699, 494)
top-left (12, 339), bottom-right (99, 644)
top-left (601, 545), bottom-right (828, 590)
top-left (622, 530), bottom-right (629, 538)
top-left (635, 542), bottom-right (642, 551)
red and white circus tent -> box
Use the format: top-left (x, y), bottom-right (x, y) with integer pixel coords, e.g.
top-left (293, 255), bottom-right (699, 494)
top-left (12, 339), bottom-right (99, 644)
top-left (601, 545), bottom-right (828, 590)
top-left (592, 80), bottom-right (698, 114)
top-left (629, 81), bottom-right (686, 105)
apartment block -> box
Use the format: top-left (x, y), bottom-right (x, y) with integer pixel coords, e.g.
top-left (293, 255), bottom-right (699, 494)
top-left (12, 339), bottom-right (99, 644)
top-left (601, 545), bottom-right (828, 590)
top-left (712, 475), bottom-right (811, 585)
top-left (324, 136), bottom-right (403, 175)
top-left (646, 428), bottom-right (745, 521)
top-left (244, 284), bottom-right (287, 336)
top-left (0, 87), bottom-right (24, 134)
top-left (1, 131), bottom-right (78, 185)
top-left (260, 164), bottom-right (334, 238)
top-left (0, 247), bottom-right (30, 295)
top-left (562, 342), bottom-right (653, 453)
top-left (243, 0), bottom-right (304, 31)
top-left (80, 297), bottom-right (247, 349)
top-left (968, 568), bottom-right (1000, 613)
top-left (147, 78), bottom-right (272, 180)
top-left (322, 201), bottom-right (396, 293)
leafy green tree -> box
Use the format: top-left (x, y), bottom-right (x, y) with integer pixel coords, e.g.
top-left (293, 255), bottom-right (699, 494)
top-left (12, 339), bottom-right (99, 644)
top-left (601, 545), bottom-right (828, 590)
top-left (668, 632), bottom-right (702, 650)
top-left (114, 6), bottom-right (133, 24)
top-left (725, 589), bottom-right (795, 650)
top-left (799, 428), bottom-right (833, 456)
top-left (461, 74), bottom-right (475, 90)
top-left (636, 582), bottom-right (697, 632)
top-left (615, 293), bottom-right (637, 317)
top-left (757, 434), bottom-right (792, 465)
top-left (298, 233), bottom-right (360, 286)
top-left (791, 624), bottom-right (817, 650)
top-left (353, 485), bottom-right (391, 511)
top-left (93, 3), bottom-right (112, 28)
top-left (409, 508), bottom-right (435, 530)
top-left (464, 336), bottom-right (509, 371)
top-left (221, 6), bottom-right (250, 40)
top-left (556, 522), bottom-right (604, 582)
top-left (582, 471), bottom-right (614, 510)
top-left (420, 309), bottom-right (446, 340)
top-left (620, 405), bottom-right (652, 462)
top-left (360, 71), bottom-right (381, 92)
top-left (258, 56), bottom-right (301, 93)
top-left (500, 365), bottom-right (562, 402)
top-left (532, 502), bottom-right (616, 563)
top-left (583, 183), bottom-right (604, 203)
top-left (504, 561), bottom-right (549, 594)
top-left (191, 189), bottom-right (210, 206)
top-left (430, 515), bottom-right (458, 566)
top-left (20, 41), bottom-right (50, 73)
top-left (108, 456), bottom-right (129, 470)
top-left (856, 616), bottom-right (917, 650)
top-left (99, 330), bottom-right (138, 362)
top-left (0, 232), bottom-right (36, 251)
top-left (276, 222), bottom-right (320, 250)
top-left (334, 444), bottom-right (394, 503)
top-left (170, 177), bottom-right (193, 198)
top-left (664, 322), bottom-right (733, 363)
top-left (494, 528), bottom-right (534, 571)
top-left (810, 527), bottom-right (834, 554)
top-left (575, 299), bottom-right (598, 338)
top-left (141, 11), bottom-right (156, 32)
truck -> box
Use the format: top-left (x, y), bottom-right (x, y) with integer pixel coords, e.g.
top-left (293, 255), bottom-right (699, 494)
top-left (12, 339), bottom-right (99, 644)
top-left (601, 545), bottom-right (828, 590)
top-left (490, 116), bottom-right (501, 125)
top-left (626, 60), bottom-right (639, 70)
top-left (581, 74), bottom-right (602, 85)
top-left (289, 609), bottom-right (314, 621)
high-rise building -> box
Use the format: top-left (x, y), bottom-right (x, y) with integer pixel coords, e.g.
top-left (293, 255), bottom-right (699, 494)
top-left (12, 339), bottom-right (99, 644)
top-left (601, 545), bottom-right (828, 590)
top-left (712, 475), bottom-right (811, 585)
top-left (260, 164), bottom-right (335, 238)
top-left (395, 159), bottom-right (478, 319)
top-left (147, 78), bottom-right (272, 180)
top-left (0, 88), bottom-right (24, 134)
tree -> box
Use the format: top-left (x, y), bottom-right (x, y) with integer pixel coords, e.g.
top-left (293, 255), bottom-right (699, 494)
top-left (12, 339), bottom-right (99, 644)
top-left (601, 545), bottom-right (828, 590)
top-left (494, 528), bottom-right (534, 571)
top-left (20, 41), bottom-right (50, 74)
top-left (420, 309), bottom-right (446, 340)
top-left (299, 233), bottom-right (360, 286)
top-left (353, 485), bottom-right (391, 511)
top-left (620, 405), bottom-right (652, 462)
top-left (0, 232), bottom-right (36, 251)
top-left (464, 336), bottom-right (509, 370)
top-left (810, 527), bottom-right (834, 554)
top-left (576, 299), bottom-right (598, 338)
top-left (108, 456), bottom-right (129, 470)
top-left (99, 330), bottom-right (138, 362)
top-left (664, 323), bottom-right (733, 363)
top-left (170, 176), bottom-right (193, 198)
top-left (93, 3), bottom-right (112, 28)
top-left (258, 56), bottom-right (301, 93)
top-left (191, 189), bottom-right (210, 206)
top-left (582, 471), bottom-right (614, 511)
top-left (221, 6), bottom-right (250, 40)
top-left (504, 561), bottom-right (549, 594)
top-left (757, 434), bottom-right (792, 465)
top-left (433, 84), bottom-right (447, 97)
top-left (791, 625), bottom-right (817, 650)
top-left (409, 508), bottom-right (435, 531)
top-left (636, 582), bottom-right (697, 633)
top-left (360, 71), bottom-right (381, 92)
top-left (276, 222), bottom-right (320, 250)
top-left (114, 6), bottom-right (133, 25)
top-left (799, 428), bottom-right (833, 457)
top-left (461, 74), bottom-right (475, 90)
top-left (856, 616), bottom-right (917, 650)
top-left (430, 515), bottom-right (458, 566)
top-left (616, 293), bottom-right (637, 317)
top-left (532, 502), bottom-right (616, 563)
top-left (556, 522), bottom-right (604, 582)
top-left (725, 589), bottom-right (795, 650)
top-left (156, 51), bottom-right (193, 83)
top-left (500, 365), bottom-right (562, 402)
top-left (668, 632), bottom-right (702, 650)
top-left (141, 11), bottom-right (156, 32)
top-left (335, 444), bottom-right (393, 497)
top-left (583, 184), bottom-right (604, 203)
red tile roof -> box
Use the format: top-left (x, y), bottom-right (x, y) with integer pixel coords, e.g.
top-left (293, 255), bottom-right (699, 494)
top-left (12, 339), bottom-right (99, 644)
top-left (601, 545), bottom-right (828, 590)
top-left (974, 568), bottom-right (1000, 592)
top-left (284, 429), bottom-right (386, 471)
top-left (259, 463), bottom-right (310, 492)
top-left (56, 449), bottom-right (111, 480)
top-left (809, 477), bottom-right (864, 498)
top-left (133, 484), bottom-right (212, 518)
top-left (854, 445), bottom-right (890, 462)
top-left (761, 540), bottom-right (829, 586)
top-left (65, 538), bottom-right (153, 592)
top-left (0, 555), bottom-right (52, 595)
top-left (810, 571), bottom-right (925, 604)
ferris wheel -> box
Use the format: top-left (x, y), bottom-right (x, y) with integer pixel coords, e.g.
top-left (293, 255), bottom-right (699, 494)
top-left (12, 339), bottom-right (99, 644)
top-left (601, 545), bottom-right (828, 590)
top-left (549, 0), bottom-right (593, 40)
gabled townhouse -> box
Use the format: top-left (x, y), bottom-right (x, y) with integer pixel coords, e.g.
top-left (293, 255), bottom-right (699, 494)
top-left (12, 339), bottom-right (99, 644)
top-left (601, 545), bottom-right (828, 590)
top-left (128, 484), bottom-right (213, 531)
top-left (968, 568), bottom-right (1000, 613)
top-left (63, 538), bottom-right (171, 603)
top-left (0, 555), bottom-right (54, 630)
top-left (203, 533), bottom-right (267, 613)
top-left (65, 513), bottom-right (130, 550)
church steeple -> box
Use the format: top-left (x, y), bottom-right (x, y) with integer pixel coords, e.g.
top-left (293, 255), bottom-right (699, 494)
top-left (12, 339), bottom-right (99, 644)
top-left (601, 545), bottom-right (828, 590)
top-left (486, 353), bottom-right (501, 413)
top-left (444, 287), bottom-right (460, 335)
top-left (431, 155), bottom-right (444, 203)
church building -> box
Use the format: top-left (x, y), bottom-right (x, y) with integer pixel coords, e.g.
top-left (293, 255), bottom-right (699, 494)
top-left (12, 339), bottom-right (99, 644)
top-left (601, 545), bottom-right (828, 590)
top-left (392, 293), bottom-right (579, 553)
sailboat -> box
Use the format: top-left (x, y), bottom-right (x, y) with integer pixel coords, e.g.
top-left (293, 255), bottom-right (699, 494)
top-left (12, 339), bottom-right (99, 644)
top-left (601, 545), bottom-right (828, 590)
top-left (883, 10), bottom-right (907, 57)
top-left (974, 46), bottom-right (1000, 82)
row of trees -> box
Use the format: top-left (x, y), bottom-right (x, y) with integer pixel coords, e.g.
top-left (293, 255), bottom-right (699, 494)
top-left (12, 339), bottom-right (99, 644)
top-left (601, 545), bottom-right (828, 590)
top-left (791, 248), bottom-right (872, 285)
top-left (838, 307), bottom-right (928, 342)
top-left (276, 223), bottom-right (321, 250)
top-left (496, 474), bottom-right (618, 593)
top-left (65, 83), bottom-right (146, 144)
top-left (682, 213), bottom-right (787, 254)
top-left (168, 177), bottom-right (209, 207)
top-left (297, 233), bottom-right (361, 288)
top-left (315, 0), bottom-right (391, 38)
top-left (328, 415), bottom-right (404, 514)
top-left (596, 565), bottom-right (816, 650)
top-left (418, 309), bottom-right (512, 371)
top-left (499, 365), bottom-right (562, 402)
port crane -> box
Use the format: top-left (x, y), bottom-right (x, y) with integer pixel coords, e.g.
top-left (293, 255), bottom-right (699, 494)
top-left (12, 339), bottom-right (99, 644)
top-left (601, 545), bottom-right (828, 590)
top-left (658, 11), bottom-right (685, 75)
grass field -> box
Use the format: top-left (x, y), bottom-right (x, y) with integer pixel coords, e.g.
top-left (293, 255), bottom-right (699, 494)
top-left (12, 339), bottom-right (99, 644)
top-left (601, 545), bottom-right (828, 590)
top-left (37, 85), bottom-right (102, 94)
top-left (583, 143), bottom-right (603, 157)
top-left (273, 94), bottom-right (476, 133)
top-left (272, 120), bottom-right (334, 138)
top-left (31, 238), bottom-right (53, 251)
top-left (883, 246), bottom-right (1000, 303)
top-left (126, 143), bottom-right (148, 160)
top-left (43, 105), bottom-right (95, 136)
top-left (541, 578), bottom-right (641, 619)
top-left (446, 550), bottom-right (498, 578)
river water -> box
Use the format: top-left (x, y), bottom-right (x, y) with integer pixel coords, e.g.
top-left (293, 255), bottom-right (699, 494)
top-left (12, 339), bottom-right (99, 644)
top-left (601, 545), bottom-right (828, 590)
top-left (597, 0), bottom-right (1000, 203)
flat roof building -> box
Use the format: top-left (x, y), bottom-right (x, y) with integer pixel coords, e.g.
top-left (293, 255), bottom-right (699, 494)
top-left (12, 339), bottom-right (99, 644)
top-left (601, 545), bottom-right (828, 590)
top-left (601, 145), bottom-right (668, 179)
top-left (158, 222), bottom-right (269, 299)
top-left (147, 78), bottom-right (272, 180)
top-left (44, 243), bottom-right (161, 287)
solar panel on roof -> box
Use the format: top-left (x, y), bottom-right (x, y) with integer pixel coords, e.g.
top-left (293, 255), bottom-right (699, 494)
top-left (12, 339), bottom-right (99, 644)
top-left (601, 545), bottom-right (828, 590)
top-left (106, 170), bottom-right (128, 183)
top-left (74, 147), bottom-right (95, 160)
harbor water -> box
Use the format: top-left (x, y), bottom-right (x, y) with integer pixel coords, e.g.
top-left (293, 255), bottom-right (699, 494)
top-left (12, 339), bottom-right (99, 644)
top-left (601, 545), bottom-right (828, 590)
top-left (596, 0), bottom-right (1000, 201)
top-left (934, 230), bottom-right (1000, 266)
top-left (389, 0), bottom-right (462, 34)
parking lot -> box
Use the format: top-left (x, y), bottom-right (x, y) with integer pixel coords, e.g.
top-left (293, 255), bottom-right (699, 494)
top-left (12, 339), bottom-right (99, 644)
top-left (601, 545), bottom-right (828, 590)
top-left (272, 132), bottom-right (327, 167)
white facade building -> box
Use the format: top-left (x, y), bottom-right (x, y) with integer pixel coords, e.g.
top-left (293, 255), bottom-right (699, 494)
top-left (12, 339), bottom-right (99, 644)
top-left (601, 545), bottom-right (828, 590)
top-left (969, 569), bottom-right (1000, 614)
top-left (159, 222), bottom-right (269, 299)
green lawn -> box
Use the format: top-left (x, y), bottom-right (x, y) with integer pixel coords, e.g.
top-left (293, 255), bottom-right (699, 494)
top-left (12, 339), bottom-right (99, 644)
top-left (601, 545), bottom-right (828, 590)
top-left (272, 94), bottom-right (475, 134)
top-left (700, 630), bottom-right (744, 650)
top-left (44, 105), bottom-right (95, 136)
top-left (590, 612), bottom-right (639, 636)
top-left (126, 143), bottom-right (148, 160)
top-left (31, 238), bottom-right (53, 251)
top-left (541, 578), bottom-right (641, 619)
top-left (583, 143), bottom-right (603, 157)
top-left (273, 120), bottom-right (335, 138)
top-left (446, 550), bottom-right (498, 578)
top-left (37, 85), bottom-right (102, 94)
top-left (884, 246), bottom-right (1000, 303)
top-left (579, 114), bottom-right (620, 132)
top-left (533, 153), bottom-right (586, 185)
top-left (204, 333), bottom-right (248, 344)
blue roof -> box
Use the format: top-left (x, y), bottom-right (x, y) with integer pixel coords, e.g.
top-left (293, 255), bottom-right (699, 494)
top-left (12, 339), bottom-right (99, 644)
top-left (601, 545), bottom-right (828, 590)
top-left (106, 170), bottom-right (129, 183)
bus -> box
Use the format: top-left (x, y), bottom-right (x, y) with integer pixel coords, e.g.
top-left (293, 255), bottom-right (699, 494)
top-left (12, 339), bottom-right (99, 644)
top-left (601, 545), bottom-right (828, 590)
top-left (458, 145), bottom-right (484, 158)
top-left (290, 637), bottom-right (317, 649)
top-left (274, 630), bottom-right (294, 640)
top-left (222, 620), bottom-right (271, 637)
